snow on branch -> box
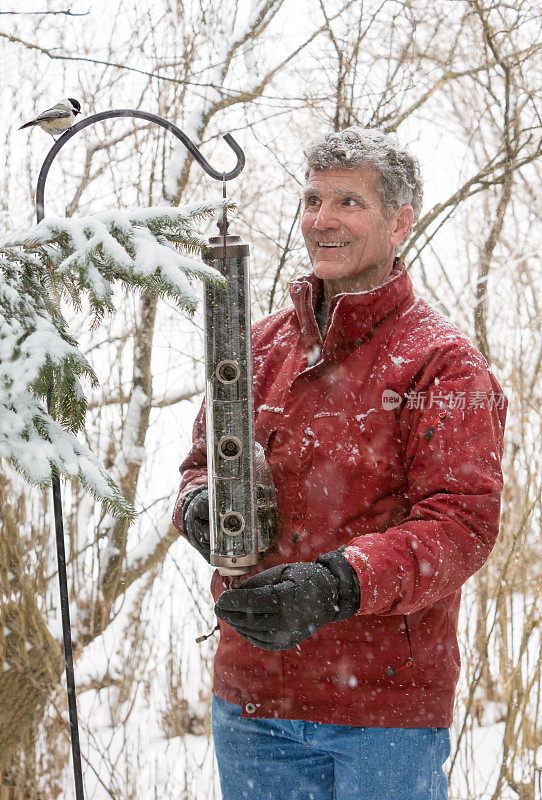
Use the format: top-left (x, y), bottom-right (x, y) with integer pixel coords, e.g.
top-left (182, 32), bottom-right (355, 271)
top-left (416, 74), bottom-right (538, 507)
top-left (0, 199), bottom-right (230, 519)
top-left (1, 201), bottom-right (230, 318)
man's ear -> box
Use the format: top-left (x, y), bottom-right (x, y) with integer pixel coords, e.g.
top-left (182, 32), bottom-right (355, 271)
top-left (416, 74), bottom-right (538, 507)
top-left (390, 205), bottom-right (414, 247)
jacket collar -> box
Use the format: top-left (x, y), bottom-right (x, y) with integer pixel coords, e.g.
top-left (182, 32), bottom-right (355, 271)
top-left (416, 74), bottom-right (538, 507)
top-left (289, 259), bottom-right (415, 356)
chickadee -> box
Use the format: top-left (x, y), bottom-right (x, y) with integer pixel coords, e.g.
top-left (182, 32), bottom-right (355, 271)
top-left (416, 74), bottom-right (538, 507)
top-left (19, 98), bottom-right (81, 138)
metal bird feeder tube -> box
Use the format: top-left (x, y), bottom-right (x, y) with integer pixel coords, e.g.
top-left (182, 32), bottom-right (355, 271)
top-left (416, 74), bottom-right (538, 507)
top-left (202, 234), bottom-right (262, 577)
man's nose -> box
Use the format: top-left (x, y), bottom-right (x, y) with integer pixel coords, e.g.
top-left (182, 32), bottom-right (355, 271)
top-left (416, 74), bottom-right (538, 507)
top-left (313, 202), bottom-right (340, 229)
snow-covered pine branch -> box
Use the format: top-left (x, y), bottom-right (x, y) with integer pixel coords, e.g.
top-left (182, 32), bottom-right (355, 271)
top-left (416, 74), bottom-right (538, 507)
top-left (1, 201), bottom-right (230, 318)
top-left (0, 200), bottom-right (230, 519)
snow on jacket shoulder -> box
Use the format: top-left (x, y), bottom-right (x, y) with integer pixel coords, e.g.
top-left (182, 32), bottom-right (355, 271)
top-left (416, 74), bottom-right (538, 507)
top-left (173, 261), bottom-right (507, 727)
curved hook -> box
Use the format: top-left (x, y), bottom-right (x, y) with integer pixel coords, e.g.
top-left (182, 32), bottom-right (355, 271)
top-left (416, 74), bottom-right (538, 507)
top-left (36, 109), bottom-right (245, 222)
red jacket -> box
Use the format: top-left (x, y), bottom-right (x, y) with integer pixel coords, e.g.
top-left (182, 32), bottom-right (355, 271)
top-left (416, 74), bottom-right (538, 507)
top-left (173, 262), bottom-right (507, 728)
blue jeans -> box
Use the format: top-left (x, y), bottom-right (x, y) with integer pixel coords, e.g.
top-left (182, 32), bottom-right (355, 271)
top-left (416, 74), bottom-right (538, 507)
top-left (212, 696), bottom-right (450, 800)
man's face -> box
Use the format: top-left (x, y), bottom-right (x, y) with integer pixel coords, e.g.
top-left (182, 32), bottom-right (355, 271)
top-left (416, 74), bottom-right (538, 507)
top-left (301, 167), bottom-right (412, 290)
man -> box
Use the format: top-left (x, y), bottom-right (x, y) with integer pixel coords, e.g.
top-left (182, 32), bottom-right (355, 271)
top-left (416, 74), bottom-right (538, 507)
top-left (173, 128), bottom-right (507, 800)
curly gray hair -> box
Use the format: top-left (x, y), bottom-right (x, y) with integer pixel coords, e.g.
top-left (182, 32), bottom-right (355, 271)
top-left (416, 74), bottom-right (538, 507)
top-left (304, 127), bottom-right (423, 223)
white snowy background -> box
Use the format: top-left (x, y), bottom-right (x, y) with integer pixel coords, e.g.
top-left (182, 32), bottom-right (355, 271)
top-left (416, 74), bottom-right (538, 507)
top-left (0, 0), bottom-right (540, 798)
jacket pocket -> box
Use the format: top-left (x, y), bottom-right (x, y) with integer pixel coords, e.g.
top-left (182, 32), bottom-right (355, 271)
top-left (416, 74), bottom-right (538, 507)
top-left (330, 614), bottom-right (416, 686)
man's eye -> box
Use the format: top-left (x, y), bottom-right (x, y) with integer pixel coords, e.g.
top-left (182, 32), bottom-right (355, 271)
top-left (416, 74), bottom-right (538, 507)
top-left (343, 197), bottom-right (358, 206)
top-left (306, 196), bottom-right (320, 207)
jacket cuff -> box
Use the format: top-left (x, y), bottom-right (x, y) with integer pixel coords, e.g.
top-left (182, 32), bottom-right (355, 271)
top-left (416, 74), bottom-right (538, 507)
top-left (316, 550), bottom-right (361, 621)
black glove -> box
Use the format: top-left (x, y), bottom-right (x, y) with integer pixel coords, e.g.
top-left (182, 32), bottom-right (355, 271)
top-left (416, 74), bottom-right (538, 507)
top-left (181, 486), bottom-right (211, 562)
top-left (214, 551), bottom-right (361, 650)
top-left (181, 474), bottom-right (280, 564)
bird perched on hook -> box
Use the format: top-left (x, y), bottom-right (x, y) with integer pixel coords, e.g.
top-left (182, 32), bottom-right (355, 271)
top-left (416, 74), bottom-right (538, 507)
top-left (19, 98), bottom-right (81, 138)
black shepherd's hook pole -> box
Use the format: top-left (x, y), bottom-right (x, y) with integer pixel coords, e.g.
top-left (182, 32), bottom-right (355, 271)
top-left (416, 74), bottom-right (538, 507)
top-left (36, 109), bottom-right (245, 220)
top-left (37, 109), bottom-right (245, 800)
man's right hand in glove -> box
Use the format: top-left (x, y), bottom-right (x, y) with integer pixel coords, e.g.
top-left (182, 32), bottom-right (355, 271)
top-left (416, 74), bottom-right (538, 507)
top-left (181, 486), bottom-right (211, 562)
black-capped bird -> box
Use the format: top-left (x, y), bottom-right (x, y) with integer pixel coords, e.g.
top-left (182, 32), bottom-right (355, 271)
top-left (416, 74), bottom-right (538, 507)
top-left (19, 98), bottom-right (81, 138)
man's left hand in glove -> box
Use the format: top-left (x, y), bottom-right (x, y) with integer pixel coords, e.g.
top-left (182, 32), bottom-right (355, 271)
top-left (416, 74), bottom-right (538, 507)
top-left (214, 551), bottom-right (361, 651)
